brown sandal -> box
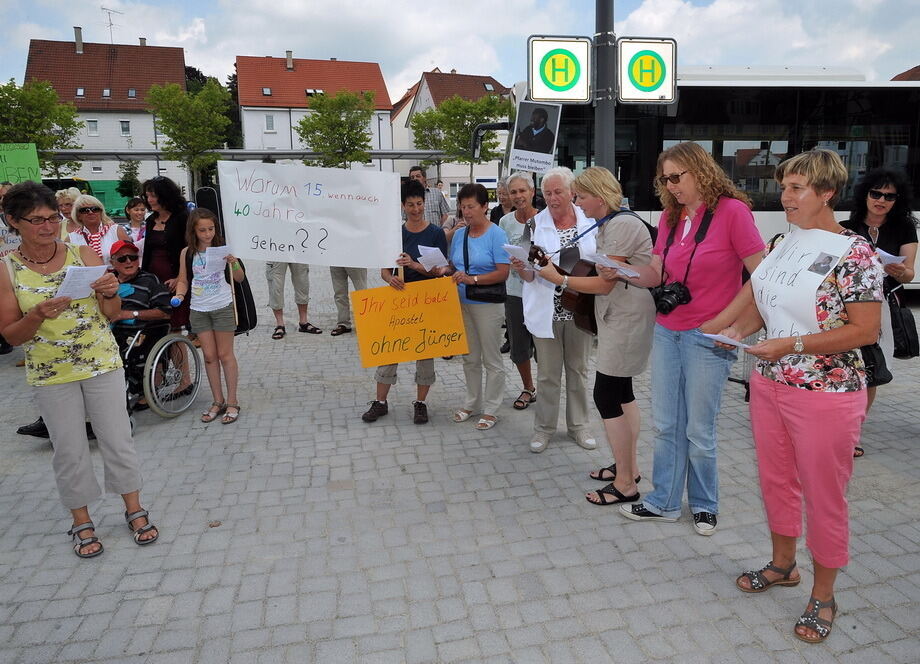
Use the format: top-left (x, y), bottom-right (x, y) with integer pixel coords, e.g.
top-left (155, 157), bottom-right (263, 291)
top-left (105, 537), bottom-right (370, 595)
top-left (201, 401), bottom-right (225, 423)
top-left (330, 324), bottom-right (352, 336)
top-left (222, 404), bottom-right (241, 424)
top-left (513, 388), bottom-right (536, 410)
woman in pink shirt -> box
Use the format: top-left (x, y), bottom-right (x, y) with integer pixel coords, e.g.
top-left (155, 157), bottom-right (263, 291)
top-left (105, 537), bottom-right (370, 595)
top-left (614, 142), bottom-right (765, 535)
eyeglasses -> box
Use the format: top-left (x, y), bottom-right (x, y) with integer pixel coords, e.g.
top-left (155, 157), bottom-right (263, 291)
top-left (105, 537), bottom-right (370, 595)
top-left (18, 215), bottom-right (62, 226)
top-left (868, 189), bottom-right (898, 202)
top-left (113, 254), bottom-right (140, 263)
top-left (78, 206), bottom-right (102, 214)
top-left (657, 170), bottom-right (689, 186)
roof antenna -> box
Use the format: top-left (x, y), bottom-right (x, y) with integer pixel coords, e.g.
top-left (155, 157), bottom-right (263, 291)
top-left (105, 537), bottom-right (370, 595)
top-left (100, 6), bottom-right (124, 44)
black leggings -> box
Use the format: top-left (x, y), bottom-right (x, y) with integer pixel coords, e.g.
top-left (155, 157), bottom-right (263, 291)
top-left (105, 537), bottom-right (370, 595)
top-left (593, 372), bottom-right (635, 419)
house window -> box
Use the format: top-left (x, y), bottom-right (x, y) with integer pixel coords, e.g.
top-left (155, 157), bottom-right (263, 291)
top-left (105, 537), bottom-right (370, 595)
top-left (484, 83), bottom-right (494, 91)
top-left (102, 88), bottom-right (111, 97)
top-left (91, 164), bottom-right (103, 174)
top-left (86, 119), bottom-right (99, 136)
top-left (76, 87), bottom-right (85, 97)
top-left (120, 120), bottom-right (131, 136)
top-left (306, 89), bottom-right (324, 96)
top-left (128, 88), bottom-right (136, 98)
top-left (262, 87), bottom-right (272, 96)
top-left (265, 114), bottom-right (275, 131)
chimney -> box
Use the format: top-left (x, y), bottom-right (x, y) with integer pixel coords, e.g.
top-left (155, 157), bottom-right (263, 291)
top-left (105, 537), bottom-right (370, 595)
top-left (74, 26), bottom-right (83, 54)
top-left (450, 68), bottom-right (456, 74)
top-left (139, 37), bottom-right (147, 46)
top-left (285, 50), bottom-right (293, 70)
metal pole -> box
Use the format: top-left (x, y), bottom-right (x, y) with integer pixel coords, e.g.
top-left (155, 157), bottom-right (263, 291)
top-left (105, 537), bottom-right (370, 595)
top-left (594, 0), bottom-right (616, 169)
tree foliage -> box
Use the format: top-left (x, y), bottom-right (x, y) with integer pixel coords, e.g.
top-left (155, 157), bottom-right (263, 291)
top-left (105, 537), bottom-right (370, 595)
top-left (294, 90), bottom-right (375, 169)
top-left (408, 107), bottom-right (445, 178)
top-left (185, 66), bottom-right (209, 94)
top-left (225, 72), bottom-right (243, 149)
top-left (116, 159), bottom-right (141, 198)
top-left (0, 79), bottom-right (83, 177)
top-left (146, 79), bottom-right (231, 189)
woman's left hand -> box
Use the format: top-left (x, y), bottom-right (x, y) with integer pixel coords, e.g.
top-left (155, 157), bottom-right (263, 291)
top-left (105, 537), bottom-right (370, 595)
top-left (223, 254), bottom-right (237, 265)
top-left (539, 262), bottom-right (562, 285)
top-left (745, 337), bottom-right (791, 361)
top-left (884, 262), bottom-right (907, 280)
top-left (91, 272), bottom-right (120, 298)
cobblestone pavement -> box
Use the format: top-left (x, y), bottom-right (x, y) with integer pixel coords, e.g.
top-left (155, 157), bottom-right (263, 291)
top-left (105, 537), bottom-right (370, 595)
top-left (1, 262), bottom-right (918, 664)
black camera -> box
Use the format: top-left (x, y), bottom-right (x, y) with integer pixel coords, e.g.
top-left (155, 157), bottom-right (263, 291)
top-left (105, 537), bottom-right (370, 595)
top-left (650, 281), bottom-right (692, 314)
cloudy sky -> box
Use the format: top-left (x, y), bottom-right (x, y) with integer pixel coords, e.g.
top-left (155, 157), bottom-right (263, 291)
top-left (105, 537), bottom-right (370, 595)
top-left (2, 0), bottom-right (917, 101)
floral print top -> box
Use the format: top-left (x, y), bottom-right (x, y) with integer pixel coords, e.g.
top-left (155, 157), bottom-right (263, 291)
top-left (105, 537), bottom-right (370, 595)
top-left (552, 226), bottom-right (576, 322)
top-left (10, 244), bottom-right (122, 386)
top-left (756, 230), bottom-right (883, 392)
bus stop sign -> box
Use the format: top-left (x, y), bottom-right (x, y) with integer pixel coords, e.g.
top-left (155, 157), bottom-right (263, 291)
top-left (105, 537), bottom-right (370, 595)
top-left (616, 37), bottom-right (677, 104)
top-left (528, 36), bottom-right (592, 104)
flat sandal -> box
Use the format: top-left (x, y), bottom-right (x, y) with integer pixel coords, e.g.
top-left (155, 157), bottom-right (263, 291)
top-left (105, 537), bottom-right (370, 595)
top-left (201, 401), bottom-right (225, 423)
top-left (222, 404), bottom-right (241, 424)
top-left (736, 560), bottom-right (800, 593)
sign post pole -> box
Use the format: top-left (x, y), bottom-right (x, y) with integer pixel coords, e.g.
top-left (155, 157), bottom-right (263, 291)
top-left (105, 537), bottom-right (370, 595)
top-left (593, 0), bottom-right (616, 170)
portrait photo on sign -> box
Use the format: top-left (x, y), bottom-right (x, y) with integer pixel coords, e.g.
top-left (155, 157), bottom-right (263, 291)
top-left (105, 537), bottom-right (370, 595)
top-left (807, 252), bottom-right (838, 275)
top-left (512, 102), bottom-right (561, 155)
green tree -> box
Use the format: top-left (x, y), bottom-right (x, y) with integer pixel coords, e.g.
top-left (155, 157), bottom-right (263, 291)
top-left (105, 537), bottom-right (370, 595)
top-left (294, 90), bottom-right (375, 169)
top-left (436, 94), bottom-right (511, 181)
top-left (147, 79), bottom-right (231, 190)
top-left (408, 107), bottom-right (446, 179)
top-left (0, 79), bottom-right (83, 177)
top-left (225, 72), bottom-right (243, 149)
top-left (185, 66), bottom-right (209, 94)
top-left (116, 159), bottom-right (141, 198)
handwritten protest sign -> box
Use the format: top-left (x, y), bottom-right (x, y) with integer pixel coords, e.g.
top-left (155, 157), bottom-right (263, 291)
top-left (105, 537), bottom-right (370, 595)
top-left (0, 144), bottom-right (41, 184)
top-left (217, 162), bottom-right (401, 268)
top-left (350, 277), bottom-right (469, 368)
top-left (0, 226), bottom-right (21, 259)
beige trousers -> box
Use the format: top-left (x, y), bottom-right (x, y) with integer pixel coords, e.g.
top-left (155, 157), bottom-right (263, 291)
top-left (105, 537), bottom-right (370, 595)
top-left (329, 266), bottom-right (368, 326)
top-left (532, 319), bottom-right (592, 437)
top-left (460, 301), bottom-right (506, 416)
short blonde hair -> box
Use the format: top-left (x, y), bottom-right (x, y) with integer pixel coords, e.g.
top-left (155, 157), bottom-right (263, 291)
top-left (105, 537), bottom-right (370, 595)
top-left (774, 149), bottom-right (849, 208)
top-left (72, 194), bottom-right (115, 227)
top-left (572, 167), bottom-right (623, 213)
top-left (55, 187), bottom-right (81, 204)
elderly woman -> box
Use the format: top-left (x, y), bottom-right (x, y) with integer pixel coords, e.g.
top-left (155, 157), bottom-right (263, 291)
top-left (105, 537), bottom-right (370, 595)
top-left (444, 183), bottom-right (510, 430)
top-left (717, 149), bottom-right (883, 643)
top-left (510, 166), bottom-right (597, 453)
top-left (536, 167), bottom-right (656, 504)
top-left (841, 168), bottom-right (918, 457)
top-left (55, 187), bottom-right (82, 234)
top-left (140, 176), bottom-right (189, 331)
top-left (69, 194), bottom-right (130, 262)
top-left (612, 142), bottom-right (764, 534)
top-left (0, 182), bottom-right (158, 558)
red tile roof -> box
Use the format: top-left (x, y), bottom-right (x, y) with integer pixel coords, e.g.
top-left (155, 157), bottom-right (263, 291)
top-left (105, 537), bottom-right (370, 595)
top-left (25, 39), bottom-right (186, 111)
top-left (892, 65), bottom-right (920, 81)
top-left (236, 56), bottom-right (392, 110)
top-left (391, 80), bottom-right (420, 119)
top-left (422, 71), bottom-right (508, 106)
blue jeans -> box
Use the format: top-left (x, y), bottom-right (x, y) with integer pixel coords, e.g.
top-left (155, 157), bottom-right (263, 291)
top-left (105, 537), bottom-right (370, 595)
top-left (643, 324), bottom-right (736, 518)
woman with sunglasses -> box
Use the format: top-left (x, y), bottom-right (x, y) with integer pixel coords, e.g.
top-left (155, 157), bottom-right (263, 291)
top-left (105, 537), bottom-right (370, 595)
top-left (611, 142), bottom-right (764, 535)
top-left (68, 194), bottom-right (130, 262)
top-left (0, 182), bottom-right (159, 559)
top-left (841, 168), bottom-right (918, 457)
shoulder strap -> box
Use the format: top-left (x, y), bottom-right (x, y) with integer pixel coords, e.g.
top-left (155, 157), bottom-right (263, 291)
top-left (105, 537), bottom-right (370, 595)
top-left (462, 227), bottom-right (470, 273)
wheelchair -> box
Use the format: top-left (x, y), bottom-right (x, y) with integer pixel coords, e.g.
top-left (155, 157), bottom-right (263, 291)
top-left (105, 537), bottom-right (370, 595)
top-left (113, 320), bottom-right (202, 419)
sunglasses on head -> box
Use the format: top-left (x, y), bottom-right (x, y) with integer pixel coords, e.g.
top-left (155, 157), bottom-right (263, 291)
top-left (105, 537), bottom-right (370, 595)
top-left (114, 254), bottom-right (140, 263)
top-left (78, 206), bottom-right (102, 214)
top-left (657, 170), bottom-right (689, 186)
top-left (868, 189), bottom-right (898, 202)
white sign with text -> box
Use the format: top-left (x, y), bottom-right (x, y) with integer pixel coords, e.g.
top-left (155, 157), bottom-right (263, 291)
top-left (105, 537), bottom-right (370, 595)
top-left (217, 162), bottom-right (401, 268)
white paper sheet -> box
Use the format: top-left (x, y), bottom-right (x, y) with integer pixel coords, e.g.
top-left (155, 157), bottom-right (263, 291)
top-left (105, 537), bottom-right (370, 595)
top-left (583, 253), bottom-right (641, 278)
top-left (502, 244), bottom-right (535, 272)
top-left (416, 245), bottom-right (450, 272)
top-left (876, 248), bottom-right (907, 265)
top-left (54, 265), bottom-right (108, 300)
top-left (700, 333), bottom-right (751, 349)
top-left (204, 246), bottom-right (233, 274)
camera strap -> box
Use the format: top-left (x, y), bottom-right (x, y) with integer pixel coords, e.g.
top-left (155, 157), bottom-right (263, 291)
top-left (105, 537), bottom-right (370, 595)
top-left (660, 205), bottom-right (716, 285)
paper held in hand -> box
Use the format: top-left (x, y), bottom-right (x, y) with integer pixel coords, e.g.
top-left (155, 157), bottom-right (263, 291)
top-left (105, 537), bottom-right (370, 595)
top-left (204, 246), bottom-right (233, 274)
top-left (700, 332), bottom-right (751, 349)
top-left (876, 248), bottom-right (907, 265)
top-left (584, 253), bottom-right (641, 278)
top-left (416, 245), bottom-right (449, 272)
top-left (54, 265), bottom-right (108, 300)
top-left (502, 244), bottom-right (535, 272)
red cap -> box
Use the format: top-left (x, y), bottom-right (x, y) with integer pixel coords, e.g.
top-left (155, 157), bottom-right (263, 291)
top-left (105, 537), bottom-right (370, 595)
top-left (110, 240), bottom-right (139, 256)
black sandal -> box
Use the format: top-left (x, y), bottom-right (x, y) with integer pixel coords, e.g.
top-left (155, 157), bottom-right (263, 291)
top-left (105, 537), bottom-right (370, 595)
top-left (125, 509), bottom-right (159, 546)
top-left (330, 324), bottom-right (352, 336)
top-left (794, 596), bottom-right (837, 643)
top-left (68, 521), bottom-right (103, 558)
top-left (299, 322), bottom-right (323, 334)
top-left (586, 483), bottom-right (640, 506)
top-left (513, 388), bottom-right (537, 410)
top-left (853, 446), bottom-right (865, 458)
top-left (589, 463), bottom-right (641, 484)
top-left (736, 560), bottom-right (800, 593)
top-left (272, 325), bottom-right (286, 340)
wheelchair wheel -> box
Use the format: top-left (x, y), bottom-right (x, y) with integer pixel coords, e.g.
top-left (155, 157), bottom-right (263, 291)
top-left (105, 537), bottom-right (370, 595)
top-left (143, 334), bottom-right (201, 418)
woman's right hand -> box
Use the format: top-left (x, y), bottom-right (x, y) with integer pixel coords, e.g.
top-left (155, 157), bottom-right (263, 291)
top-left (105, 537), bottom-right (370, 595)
top-left (386, 274), bottom-right (405, 291)
top-left (713, 326), bottom-right (742, 350)
top-left (31, 296), bottom-right (72, 321)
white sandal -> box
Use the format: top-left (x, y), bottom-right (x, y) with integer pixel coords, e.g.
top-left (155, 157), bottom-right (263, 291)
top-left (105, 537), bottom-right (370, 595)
top-left (452, 409), bottom-right (473, 423)
top-left (475, 416), bottom-right (497, 430)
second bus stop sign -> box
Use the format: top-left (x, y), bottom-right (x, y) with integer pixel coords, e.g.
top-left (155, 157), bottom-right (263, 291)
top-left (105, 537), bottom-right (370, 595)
top-left (616, 37), bottom-right (677, 104)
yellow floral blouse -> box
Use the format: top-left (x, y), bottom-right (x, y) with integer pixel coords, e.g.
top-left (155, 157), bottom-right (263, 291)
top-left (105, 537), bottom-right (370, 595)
top-left (9, 244), bottom-right (122, 386)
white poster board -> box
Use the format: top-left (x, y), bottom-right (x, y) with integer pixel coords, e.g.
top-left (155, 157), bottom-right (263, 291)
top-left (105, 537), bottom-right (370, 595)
top-left (217, 162), bottom-right (401, 268)
top-left (0, 221), bottom-right (21, 259)
top-left (509, 100), bottom-right (561, 174)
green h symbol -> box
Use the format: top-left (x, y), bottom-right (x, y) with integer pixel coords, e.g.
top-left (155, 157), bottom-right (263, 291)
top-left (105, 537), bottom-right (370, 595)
top-left (551, 56), bottom-right (571, 84)
top-left (638, 57), bottom-right (657, 83)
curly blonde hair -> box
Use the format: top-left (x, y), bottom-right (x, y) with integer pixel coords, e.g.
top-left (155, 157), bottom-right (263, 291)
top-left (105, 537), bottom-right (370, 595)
top-left (655, 142), bottom-right (752, 227)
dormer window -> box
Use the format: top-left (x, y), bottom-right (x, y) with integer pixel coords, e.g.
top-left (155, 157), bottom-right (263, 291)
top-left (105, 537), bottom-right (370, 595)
top-left (76, 87), bottom-right (85, 97)
top-left (128, 88), bottom-right (136, 98)
top-left (262, 87), bottom-right (272, 96)
top-left (102, 88), bottom-right (111, 98)
top-left (484, 83), bottom-right (494, 91)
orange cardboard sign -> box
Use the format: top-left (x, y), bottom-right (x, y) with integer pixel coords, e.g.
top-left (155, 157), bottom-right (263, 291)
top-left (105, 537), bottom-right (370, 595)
top-left (350, 277), bottom-right (469, 368)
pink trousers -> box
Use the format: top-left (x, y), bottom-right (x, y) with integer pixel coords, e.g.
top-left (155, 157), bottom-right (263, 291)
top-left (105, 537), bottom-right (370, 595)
top-left (748, 371), bottom-right (865, 568)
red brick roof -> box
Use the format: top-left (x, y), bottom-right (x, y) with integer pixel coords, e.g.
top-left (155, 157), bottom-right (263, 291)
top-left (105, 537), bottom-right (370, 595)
top-left (391, 81), bottom-right (420, 119)
top-left (892, 65), bottom-right (920, 81)
top-left (25, 39), bottom-right (186, 111)
top-left (236, 56), bottom-right (392, 110)
top-left (422, 71), bottom-right (508, 106)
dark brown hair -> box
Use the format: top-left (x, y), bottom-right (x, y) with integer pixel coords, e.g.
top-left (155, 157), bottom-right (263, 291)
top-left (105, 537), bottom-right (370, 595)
top-left (185, 208), bottom-right (225, 250)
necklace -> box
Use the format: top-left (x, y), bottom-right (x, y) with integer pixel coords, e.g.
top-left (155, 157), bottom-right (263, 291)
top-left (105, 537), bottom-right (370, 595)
top-left (18, 243), bottom-right (58, 265)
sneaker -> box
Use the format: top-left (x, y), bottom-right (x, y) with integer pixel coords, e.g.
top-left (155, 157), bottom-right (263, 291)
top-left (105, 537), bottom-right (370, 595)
top-left (361, 400), bottom-right (388, 422)
top-left (530, 433), bottom-right (550, 454)
top-left (413, 401), bottom-right (429, 424)
top-left (575, 435), bottom-right (597, 450)
top-left (619, 503), bottom-right (678, 522)
top-left (693, 512), bottom-right (718, 536)
top-left (17, 417), bottom-right (49, 438)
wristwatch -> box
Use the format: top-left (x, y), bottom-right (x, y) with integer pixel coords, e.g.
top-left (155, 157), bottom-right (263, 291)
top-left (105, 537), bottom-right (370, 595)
top-left (473, 275), bottom-right (479, 284)
top-left (132, 311), bottom-right (140, 319)
top-left (793, 335), bottom-right (804, 353)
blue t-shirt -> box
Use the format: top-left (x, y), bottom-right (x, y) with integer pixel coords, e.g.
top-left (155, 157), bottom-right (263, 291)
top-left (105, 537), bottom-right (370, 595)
top-left (448, 224), bottom-right (510, 304)
top-left (391, 223), bottom-right (448, 283)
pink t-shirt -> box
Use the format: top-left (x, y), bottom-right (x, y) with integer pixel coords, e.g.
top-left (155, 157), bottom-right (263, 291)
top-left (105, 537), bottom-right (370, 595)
top-left (652, 196), bottom-right (764, 331)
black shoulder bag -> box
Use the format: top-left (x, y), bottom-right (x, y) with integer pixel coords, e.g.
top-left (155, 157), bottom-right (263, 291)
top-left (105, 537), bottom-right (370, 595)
top-left (462, 228), bottom-right (506, 303)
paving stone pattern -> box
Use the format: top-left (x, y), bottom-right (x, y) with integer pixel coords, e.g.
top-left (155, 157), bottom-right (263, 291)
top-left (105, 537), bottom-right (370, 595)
top-left (1, 262), bottom-right (918, 663)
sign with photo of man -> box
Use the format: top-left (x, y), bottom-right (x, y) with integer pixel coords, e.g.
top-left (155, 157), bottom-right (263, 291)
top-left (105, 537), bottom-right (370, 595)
top-left (509, 100), bottom-right (561, 174)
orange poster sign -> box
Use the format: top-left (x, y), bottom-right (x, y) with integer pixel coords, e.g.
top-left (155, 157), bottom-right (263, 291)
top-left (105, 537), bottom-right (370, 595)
top-left (350, 277), bottom-right (469, 368)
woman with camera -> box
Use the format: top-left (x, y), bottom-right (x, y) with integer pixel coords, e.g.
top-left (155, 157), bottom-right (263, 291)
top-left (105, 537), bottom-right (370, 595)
top-left (612, 142), bottom-right (764, 534)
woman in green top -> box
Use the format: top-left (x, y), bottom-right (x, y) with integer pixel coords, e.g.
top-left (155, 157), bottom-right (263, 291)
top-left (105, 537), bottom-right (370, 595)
top-left (0, 182), bottom-right (159, 559)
